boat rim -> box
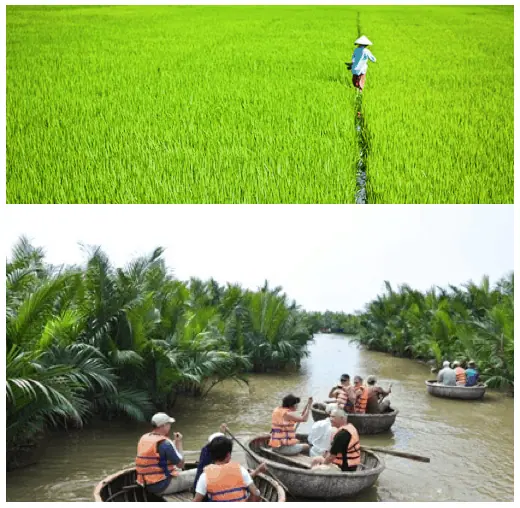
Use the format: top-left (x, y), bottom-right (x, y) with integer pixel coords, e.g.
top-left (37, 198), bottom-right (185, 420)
top-left (425, 380), bottom-right (486, 389)
top-left (93, 467), bottom-right (137, 502)
top-left (312, 404), bottom-right (399, 418)
top-left (93, 463), bottom-right (287, 502)
top-left (245, 433), bottom-right (385, 477)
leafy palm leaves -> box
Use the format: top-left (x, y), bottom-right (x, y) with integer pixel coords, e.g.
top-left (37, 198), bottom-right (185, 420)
top-left (6, 238), bottom-right (313, 465)
top-left (353, 274), bottom-right (514, 389)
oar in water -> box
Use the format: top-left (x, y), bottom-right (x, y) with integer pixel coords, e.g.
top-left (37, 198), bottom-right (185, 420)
top-left (224, 427), bottom-right (295, 499)
top-left (362, 446), bottom-right (430, 463)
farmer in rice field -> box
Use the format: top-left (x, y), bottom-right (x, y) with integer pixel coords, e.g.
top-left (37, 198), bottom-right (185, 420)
top-left (348, 35), bottom-right (377, 92)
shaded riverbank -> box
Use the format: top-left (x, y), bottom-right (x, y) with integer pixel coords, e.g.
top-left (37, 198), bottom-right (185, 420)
top-left (6, 334), bottom-right (513, 502)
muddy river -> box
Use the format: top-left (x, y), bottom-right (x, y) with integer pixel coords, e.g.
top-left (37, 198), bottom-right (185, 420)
top-left (6, 334), bottom-right (514, 502)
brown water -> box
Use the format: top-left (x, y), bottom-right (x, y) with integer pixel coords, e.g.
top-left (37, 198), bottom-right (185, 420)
top-left (6, 334), bottom-right (514, 502)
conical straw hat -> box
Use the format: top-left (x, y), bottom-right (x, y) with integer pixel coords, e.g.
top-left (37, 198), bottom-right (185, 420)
top-left (354, 35), bottom-right (373, 46)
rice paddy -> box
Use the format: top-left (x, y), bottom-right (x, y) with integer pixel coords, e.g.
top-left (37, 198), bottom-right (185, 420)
top-left (6, 5), bottom-right (513, 203)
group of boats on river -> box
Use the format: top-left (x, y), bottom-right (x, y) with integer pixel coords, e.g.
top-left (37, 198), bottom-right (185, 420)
top-left (94, 366), bottom-right (487, 502)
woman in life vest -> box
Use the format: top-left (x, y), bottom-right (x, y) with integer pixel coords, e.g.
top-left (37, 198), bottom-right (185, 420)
top-left (268, 394), bottom-right (312, 456)
top-left (135, 412), bottom-right (196, 495)
top-left (310, 408), bottom-right (361, 472)
top-left (193, 436), bottom-right (263, 502)
top-left (452, 361), bottom-right (467, 386)
top-left (353, 375), bottom-right (368, 414)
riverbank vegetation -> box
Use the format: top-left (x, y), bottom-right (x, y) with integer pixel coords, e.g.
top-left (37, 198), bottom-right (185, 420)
top-left (6, 238), bottom-right (312, 469)
top-left (353, 275), bottom-right (514, 390)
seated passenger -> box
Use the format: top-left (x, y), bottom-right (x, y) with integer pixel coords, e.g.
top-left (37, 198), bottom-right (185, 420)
top-left (193, 436), bottom-right (262, 502)
top-left (437, 361), bottom-right (457, 386)
top-left (311, 408), bottom-right (361, 472)
top-left (452, 361), bottom-right (467, 386)
top-left (135, 412), bottom-right (196, 495)
top-left (268, 394), bottom-right (312, 456)
top-left (366, 376), bottom-right (392, 413)
top-left (465, 361), bottom-right (480, 387)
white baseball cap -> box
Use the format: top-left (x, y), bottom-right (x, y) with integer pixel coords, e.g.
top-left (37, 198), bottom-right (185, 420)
top-left (151, 412), bottom-right (175, 427)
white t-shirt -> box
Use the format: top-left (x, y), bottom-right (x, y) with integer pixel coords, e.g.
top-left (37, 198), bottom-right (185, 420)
top-left (195, 465), bottom-right (253, 496)
top-left (308, 419), bottom-right (333, 456)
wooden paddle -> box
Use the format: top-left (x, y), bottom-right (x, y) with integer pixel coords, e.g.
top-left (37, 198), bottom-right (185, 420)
top-left (362, 446), bottom-right (430, 463)
top-left (224, 428), bottom-right (295, 499)
top-left (294, 397), bottom-right (312, 432)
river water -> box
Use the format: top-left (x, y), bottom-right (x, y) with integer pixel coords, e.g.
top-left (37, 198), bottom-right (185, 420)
top-left (6, 334), bottom-right (514, 502)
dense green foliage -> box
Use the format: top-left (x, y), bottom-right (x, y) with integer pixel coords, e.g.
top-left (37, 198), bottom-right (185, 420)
top-left (7, 6), bottom-right (512, 204)
top-left (354, 275), bottom-right (514, 389)
top-left (362, 5), bottom-right (513, 203)
top-left (302, 311), bottom-right (360, 335)
top-left (6, 238), bottom-right (312, 465)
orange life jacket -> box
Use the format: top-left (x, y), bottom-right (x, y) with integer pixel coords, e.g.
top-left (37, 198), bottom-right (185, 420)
top-left (455, 367), bottom-right (466, 385)
top-left (268, 407), bottom-right (299, 447)
top-left (135, 433), bottom-right (179, 487)
top-left (354, 385), bottom-right (368, 414)
top-left (205, 462), bottom-right (248, 502)
top-left (332, 423), bottom-right (361, 469)
top-left (335, 386), bottom-right (354, 412)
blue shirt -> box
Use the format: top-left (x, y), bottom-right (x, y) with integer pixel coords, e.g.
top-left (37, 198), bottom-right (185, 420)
top-left (193, 445), bottom-right (213, 492)
top-left (145, 440), bottom-right (183, 494)
top-left (351, 47), bottom-right (376, 75)
top-left (465, 368), bottom-right (480, 387)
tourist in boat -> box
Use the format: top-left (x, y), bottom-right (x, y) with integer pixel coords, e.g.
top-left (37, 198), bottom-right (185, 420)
top-left (328, 373), bottom-right (350, 398)
top-left (193, 436), bottom-right (262, 502)
top-left (353, 375), bottom-right (368, 414)
top-left (268, 394), bottom-right (312, 456)
top-left (348, 35), bottom-right (377, 93)
top-left (193, 424), bottom-right (268, 496)
top-left (135, 412), bottom-right (196, 495)
top-left (308, 403), bottom-right (337, 458)
top-left (366, 375), bottom-right (392, 413)
top-left (330, 375), bottom-right (356, 413)
top-left (437, 361), bottom-right (457, 386)
top-left (465, 361), bottom-right (480, 387)
top-left (310, 408), bottom-right (361, 472)
top-left (452, 361), bottom-right (467, 386)
top-left (192, 423), bottom-right (227, 491)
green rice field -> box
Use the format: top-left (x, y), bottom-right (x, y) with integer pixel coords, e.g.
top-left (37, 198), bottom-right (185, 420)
top-left (6, 5), bottom-right (513, 203)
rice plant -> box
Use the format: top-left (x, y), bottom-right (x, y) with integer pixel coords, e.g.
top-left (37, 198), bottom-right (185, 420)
top-left (7, 5), bottom-right (359, 203)
top-left (360, 5), bottom-right (513, 203)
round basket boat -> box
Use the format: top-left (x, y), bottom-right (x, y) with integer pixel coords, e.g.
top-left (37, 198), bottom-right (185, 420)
top-left (311, 403), bottom-right (398, 435)
top-left (245, 433), bottom-right (384, 500)
top-left (93, 462), bottom-right (285, 502)
top-left (425, 380), bottom-right (486, 400)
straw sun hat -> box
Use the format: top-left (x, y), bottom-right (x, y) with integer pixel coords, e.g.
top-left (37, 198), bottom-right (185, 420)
top-left (354, 35), bottom-right (373, 46)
